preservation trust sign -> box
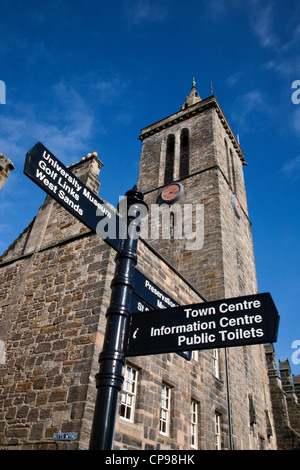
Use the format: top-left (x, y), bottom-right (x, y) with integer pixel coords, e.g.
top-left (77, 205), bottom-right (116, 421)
top-left (125, 293), bottom-right (280, 357)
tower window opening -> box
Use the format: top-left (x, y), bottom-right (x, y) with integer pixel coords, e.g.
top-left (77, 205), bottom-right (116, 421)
top-left (225, 139), bottom-right (231, 186)
top-left (180, 128), bottom-right (189, 179)
top-left (230, 149), bottom-right (236, 193)
top-left (164, 134), bottom-right (175, 185)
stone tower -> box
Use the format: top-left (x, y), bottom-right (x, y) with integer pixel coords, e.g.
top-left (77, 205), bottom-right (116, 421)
top-left (138, 79), bottom-right (256, 301)
top-left (137, 79), bottom-right (275, 449)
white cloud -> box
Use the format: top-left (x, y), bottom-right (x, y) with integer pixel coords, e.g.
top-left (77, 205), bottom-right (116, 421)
top-left (291, 106), bottom-right (300, 135)
top-left (124, 0), bottom-right (170, 25)
top-left (227, 72), bottom-right (243, 87)
top-left (281, 155), bottom-right (300, 177)
top-left (0, 80), bottom-right (95, 166)
top-left (250, 3), bottom-right (278, 48)
top-left (250, 2), bottom-right (300, 80)
top-left (230, 90), bottom-right (265, 131)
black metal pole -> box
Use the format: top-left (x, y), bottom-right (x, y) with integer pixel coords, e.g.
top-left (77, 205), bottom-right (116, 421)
top-left (89, 186), bottom-right (147, 450)
top-left (225, 348), bottom-right (234, 450)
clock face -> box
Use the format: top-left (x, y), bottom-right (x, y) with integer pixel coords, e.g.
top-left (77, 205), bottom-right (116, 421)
top-left (161, 183), bottom-right (184, 203)
top-left (231, 194), bottom-right (242, 218)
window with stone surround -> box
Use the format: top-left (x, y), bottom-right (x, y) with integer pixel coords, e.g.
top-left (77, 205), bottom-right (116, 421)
top-left (230, 148), bottom-right (236, 193)
top-left (164, 134), bottom-right (175, 184)
top-left (180, 128), bottom-right (189, 179)
top-left (190, 400), bottom-right (199, 448)
top-left (120, 365), bottom-right (138, 422)
top-left (212, 348), bottom-right (219, 378)
top-left (224, 139), bottom-right (231, 185)
top-left (191, 350), bottom-right (198, 361)
top-left (0, 340), bottom-right (6, 364)
top-left (159, 384), bottom-right (171, 435)
top-left (214, 412), bottom-right (222, 450)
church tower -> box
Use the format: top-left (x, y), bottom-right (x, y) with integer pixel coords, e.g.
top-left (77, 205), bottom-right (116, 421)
top-left (137, 79), bottom-right (274, 449)
top-left (138, 78), bottom-right (256, 301)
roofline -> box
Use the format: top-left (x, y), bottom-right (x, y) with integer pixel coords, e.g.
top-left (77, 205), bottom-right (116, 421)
top-left (138, 95), bottom-right (246, 165)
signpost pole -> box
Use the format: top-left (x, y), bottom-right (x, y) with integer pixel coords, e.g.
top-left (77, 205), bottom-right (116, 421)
top-left (225, 348), bottom-right (234, 450)
top-left (89, 186), bottom-right (147, 450)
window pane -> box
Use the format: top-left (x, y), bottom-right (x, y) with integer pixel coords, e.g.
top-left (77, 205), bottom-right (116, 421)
top-left (191, 401), bottom-right (198, 448)
top-left (120, 366), bottom-right (138, 422)
top-left (160, 385), bottom-right (171, 435)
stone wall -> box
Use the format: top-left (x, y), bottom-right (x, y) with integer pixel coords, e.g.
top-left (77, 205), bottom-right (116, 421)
top-left (265, 345), bottom-right (300, 449)
top-left (0, 155), bottom-right (215, 450)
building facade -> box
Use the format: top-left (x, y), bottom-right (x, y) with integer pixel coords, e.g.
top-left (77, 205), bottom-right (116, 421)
top-left (0, 83), bottom-right (299, 450)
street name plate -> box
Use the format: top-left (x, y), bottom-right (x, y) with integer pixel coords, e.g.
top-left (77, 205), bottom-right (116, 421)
top-left (53, 432), bottom-right (77, 441)
top-left (125, 293), bottom-right (279, 357)
top-left (24, 142), bottom-right (120, 251)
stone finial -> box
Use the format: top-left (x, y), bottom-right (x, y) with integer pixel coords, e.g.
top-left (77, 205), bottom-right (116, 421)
top-left (182, 76), bottom-right (201, 109)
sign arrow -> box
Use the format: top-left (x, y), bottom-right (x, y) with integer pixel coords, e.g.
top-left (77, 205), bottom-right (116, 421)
top-left (125, 293), bottom-right (279, 357)
top-left (24, 142), bottom-right (121, 251)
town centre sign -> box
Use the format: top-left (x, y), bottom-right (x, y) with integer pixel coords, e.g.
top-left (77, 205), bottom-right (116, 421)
top-left (125, 293), bottom-right (279, 357)
top-left (24, 142), bottom-right (280, 450)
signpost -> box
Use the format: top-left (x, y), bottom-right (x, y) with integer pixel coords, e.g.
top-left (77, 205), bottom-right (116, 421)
top-left (24, 143), bottom-right (148, 450)
top-left (24, 142), bottom-right (280, 451)
top-left (125, 293), bottom-right (279, 357)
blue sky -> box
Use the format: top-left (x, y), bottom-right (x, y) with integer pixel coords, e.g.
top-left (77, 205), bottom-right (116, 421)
top-left (0, 0), bottom-right (299, 375)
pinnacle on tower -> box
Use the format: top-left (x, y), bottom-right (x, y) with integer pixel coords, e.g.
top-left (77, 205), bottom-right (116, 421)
top-left (182, 74), bottom-right (201, 109)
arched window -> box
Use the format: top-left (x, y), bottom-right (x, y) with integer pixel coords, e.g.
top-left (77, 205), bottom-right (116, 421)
top-left (225, 139), bottom-right (231, 185)
top-left (180, 128), bottom-right (189, 179)
top-left (230, 149), bottom-right (236, 193)
top-left (164, 134), bottom-right (175, 184)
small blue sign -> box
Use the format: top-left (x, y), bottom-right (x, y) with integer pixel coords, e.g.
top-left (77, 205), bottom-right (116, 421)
top-left (53, 432), bottom-right (77, 441)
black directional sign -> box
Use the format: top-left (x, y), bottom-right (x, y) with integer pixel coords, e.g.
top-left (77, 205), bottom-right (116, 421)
top-left (24, 142), bottom-right (120, 251)
top-left (130, 293), bottom-right (151, 314)
top-left (133, 270), bottom-right (179, 310)
top-left (130, 270), bottom-right (191, 360)
top-left (125, 293), bottom-right (280, 357)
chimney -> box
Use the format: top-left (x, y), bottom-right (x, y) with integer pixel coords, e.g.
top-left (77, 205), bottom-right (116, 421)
top-left (69, 152), bottom-right (103, 195)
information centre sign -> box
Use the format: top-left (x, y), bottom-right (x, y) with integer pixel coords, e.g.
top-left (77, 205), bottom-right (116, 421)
top-left (125, 293), bottom-right (280, 357)
top-left (24, 142), bottom-right (120, 251)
